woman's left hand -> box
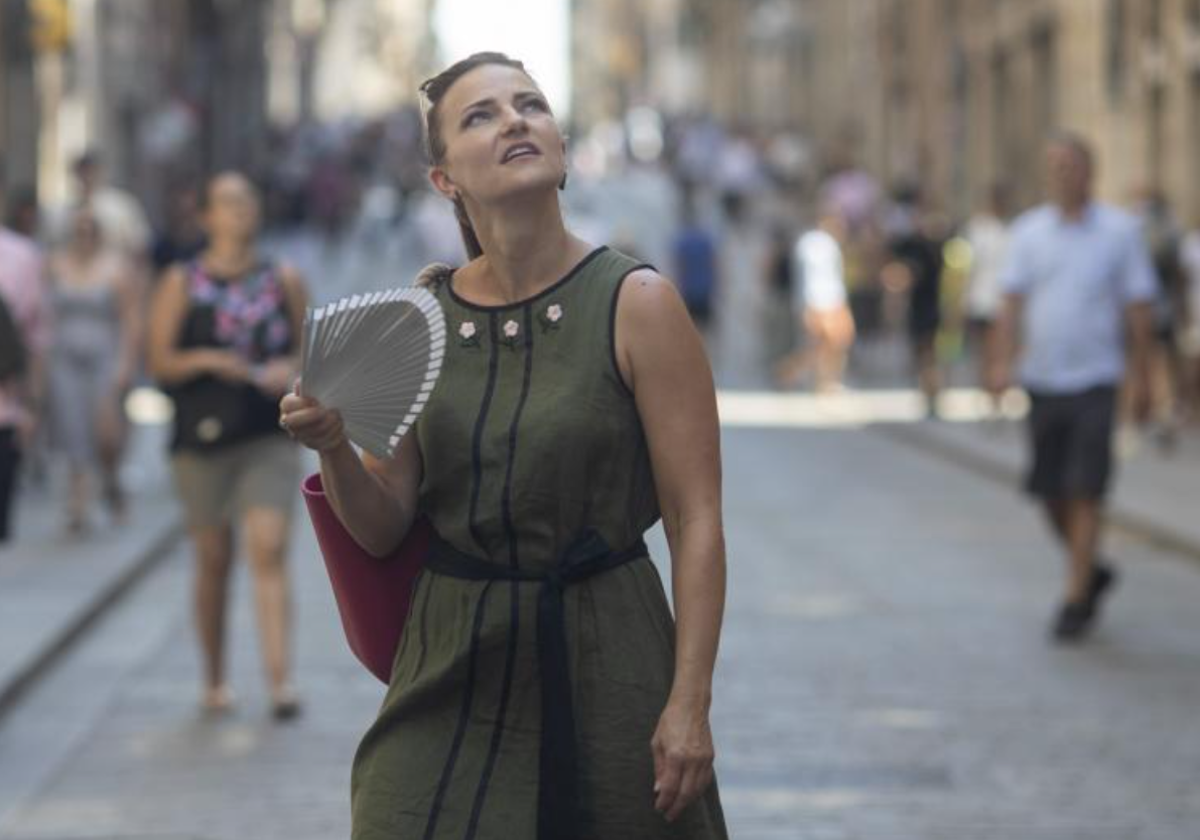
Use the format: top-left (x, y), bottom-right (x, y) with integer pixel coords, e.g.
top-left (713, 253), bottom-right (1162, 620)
top-left (651, 696), bottom-right (716, 823)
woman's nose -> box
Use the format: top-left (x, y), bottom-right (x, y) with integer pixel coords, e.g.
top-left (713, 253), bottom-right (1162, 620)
top-left (499, 107), bottom-right (529, 136)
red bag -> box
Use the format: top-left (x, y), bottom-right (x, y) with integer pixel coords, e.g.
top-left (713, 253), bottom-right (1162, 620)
top-left (301, 473), bottom-right (430, 683)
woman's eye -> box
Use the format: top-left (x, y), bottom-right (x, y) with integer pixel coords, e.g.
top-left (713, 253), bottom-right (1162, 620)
top-left (463, 111), bottom-right (490, 127)
top-left (521, 99), bottom-right (549, 113)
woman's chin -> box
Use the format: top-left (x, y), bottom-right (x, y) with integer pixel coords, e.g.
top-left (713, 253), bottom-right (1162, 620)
top-left (487, 170), bottom-right (560, 202)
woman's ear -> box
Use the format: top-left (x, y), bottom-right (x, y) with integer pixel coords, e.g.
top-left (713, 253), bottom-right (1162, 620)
top-left (428, 167), bottom-right (458, 202)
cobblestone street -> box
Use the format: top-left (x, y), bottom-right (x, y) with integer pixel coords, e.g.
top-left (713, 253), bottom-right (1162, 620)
top-left (2, 416), bottom-right (1199, 839)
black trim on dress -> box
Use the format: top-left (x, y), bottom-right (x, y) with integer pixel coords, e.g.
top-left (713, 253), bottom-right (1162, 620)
top-left (466, 303), bottom-right (536, 837)
top-left (468, 313), bottom-right (501, 553)
top-left (448, 246), bottom-right (609, 312)
top-left (421, 580), bottom-right (494, 840)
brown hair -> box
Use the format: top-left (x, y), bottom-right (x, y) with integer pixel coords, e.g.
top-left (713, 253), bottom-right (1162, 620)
top-left (419, 52), bottom-right (529, 262)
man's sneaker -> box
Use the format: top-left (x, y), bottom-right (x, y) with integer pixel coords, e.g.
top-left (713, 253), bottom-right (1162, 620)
top-left (1051, 601), bottom-right (1093, 643)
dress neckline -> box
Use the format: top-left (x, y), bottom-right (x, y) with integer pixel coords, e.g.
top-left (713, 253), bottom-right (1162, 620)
top-left (447, 246), bottom-right (608, 312)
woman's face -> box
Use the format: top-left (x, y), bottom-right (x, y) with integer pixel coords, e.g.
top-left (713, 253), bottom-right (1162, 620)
top-left (431, 64), bottom-right (565, 206)
top-left (204, 174), bottom-right (261, 241)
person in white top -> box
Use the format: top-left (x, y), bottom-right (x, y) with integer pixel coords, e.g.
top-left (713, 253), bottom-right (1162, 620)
top-left (773, 212), bottom-right (856, 392)
top-left (50, 152), bottom-right (151, 263)
top-left (962, 184), bottom-right (1011, 414)
top-left (992, 133), bottom-right (1156, 643)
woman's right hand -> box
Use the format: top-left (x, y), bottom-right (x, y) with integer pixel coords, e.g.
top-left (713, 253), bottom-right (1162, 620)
top-left (279, 385), bottom-right (348, 453)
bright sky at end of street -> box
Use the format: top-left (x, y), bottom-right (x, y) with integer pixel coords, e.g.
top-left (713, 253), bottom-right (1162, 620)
top-left (433, 0), bottom-right (570, 116)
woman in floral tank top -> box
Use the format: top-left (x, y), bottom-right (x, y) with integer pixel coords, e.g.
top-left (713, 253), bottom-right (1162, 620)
top-left (148, 172), bottom-right (309, 720)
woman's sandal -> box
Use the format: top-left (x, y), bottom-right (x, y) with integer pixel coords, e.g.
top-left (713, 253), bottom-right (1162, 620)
top-left (201, 685), bottom-right (236, 717)
top-left (270, 686), bottom-right (303, 722)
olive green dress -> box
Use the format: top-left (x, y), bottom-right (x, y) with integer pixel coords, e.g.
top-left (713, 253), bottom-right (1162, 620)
top-left (350, 247), bottom-right (728, 840)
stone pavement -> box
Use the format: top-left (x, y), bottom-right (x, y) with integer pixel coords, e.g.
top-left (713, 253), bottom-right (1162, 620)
top-left (0, 421), bottom-right (181, 715)
top-left (2, 425), bottom-right (1200, 839)
top-left (886, 415), bottom-right (1200, 559)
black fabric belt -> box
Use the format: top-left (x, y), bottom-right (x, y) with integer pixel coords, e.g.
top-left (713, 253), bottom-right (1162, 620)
top-left (426, 530), bottom-right (649, 840)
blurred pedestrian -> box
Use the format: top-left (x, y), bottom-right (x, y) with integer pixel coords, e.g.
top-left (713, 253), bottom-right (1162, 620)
top-left (0, 163), bottom-right (51, 544)
top-left (54, 151), bottom-right (152, 263)
top-left (147, 172), bottom-right (308, 718)
top-left (884, 183), bottom-right (944, 416)
top-left (992, 133), bottom-right (1156, 642)
top-left (963, 184), bottom-right (1012, 415)
top-left (150, 181), bottom-right (207, 279)
top-left (280, 52), bottom-right (729, 839)
top-left (673, 195), bottom-right (719, 329)
top-left (5, 186), bottom-right (41, 240)
top-left (1180, 214), bottom-right (1200, 419)
top-left (1134, 189), bottom-right (1187, 447)
top-left (774, 212), bottom-right (856, 392)
top-left (46, 210), bottom-right (142, 533)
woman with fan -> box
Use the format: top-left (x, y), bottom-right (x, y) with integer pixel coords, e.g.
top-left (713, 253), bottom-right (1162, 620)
top-left (281, 53), bottom-right (729, 840)
top-left (148, 171), bottom-right (308, 719)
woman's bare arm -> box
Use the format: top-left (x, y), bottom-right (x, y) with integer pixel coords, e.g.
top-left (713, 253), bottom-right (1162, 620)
top-left (280, 387), bottom-right (423, 559)
top-left (112, 256), bottom-right (143, 389)
top-left (615, 267), bottom-right (725, 822)
top-left (318, 433), bottom-right (422, 558)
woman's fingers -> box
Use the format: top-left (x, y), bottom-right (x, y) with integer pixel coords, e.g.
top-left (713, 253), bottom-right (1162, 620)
top-left (665, 762), bottom-right (710, 823)
top-left (279, 391), bottom-right (318, 414)
top-left (280, 398), bottom-right (335, 427)
top-left (652, 742), bottom-right (683, 817)
top-left (281, 403), bottom-right (344, 451)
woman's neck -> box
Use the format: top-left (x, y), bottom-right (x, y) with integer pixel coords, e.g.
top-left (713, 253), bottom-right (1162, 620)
top-left (468, 195), bottom-right (589, 304)
top-left (204, 239), bottom-right (256, 275)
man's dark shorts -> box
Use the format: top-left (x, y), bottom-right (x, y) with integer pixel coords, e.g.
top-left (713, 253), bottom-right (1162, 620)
top-left (1025, 385), bottom-right (1117, 501)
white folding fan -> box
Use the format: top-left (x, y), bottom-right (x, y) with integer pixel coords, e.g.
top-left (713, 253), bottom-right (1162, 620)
top-left (299, 286), bottom-right (446, 460)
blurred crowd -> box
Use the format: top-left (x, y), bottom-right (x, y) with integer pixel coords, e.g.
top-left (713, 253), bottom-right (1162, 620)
top-left (2, 103), bottom-right (1198, 545)
top-left (655, 113), bottom-right (1200, 444)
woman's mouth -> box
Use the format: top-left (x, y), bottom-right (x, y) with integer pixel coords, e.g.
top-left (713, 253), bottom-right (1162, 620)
top-left (501, 143), bottom-right (541, 163)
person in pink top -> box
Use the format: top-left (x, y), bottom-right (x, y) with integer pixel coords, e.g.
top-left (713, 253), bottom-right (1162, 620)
top-left (0, 164), bottom-right (52, 543)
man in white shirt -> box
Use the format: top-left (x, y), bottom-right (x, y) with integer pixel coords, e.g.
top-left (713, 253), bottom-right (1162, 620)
top-left (992, 133), bottom-right (1155, 642)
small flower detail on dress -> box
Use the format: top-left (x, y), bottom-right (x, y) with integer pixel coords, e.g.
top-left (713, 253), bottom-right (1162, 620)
top-left (538, 302), bottom-right (564, 333)
top-left (501, 318), bottom-right (522, 349)
top-left (458, 320), bottom-right (480, 348)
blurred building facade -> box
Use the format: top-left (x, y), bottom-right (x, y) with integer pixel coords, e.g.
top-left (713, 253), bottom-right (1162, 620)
top-left (1, 0), bottom-right (274, 216)
top-left (0, 0), bottom-right (435, 222)
top-left (571, 0), bottom-right (1200, 223)
top-left (570, 0), bottom-right (811, 131)
top-left (803, 0), bottom-right (1200, 221)
top-left (268, 0), bottom-right (436, 126)
top-left (0, 0), bottom-right (41, 197)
